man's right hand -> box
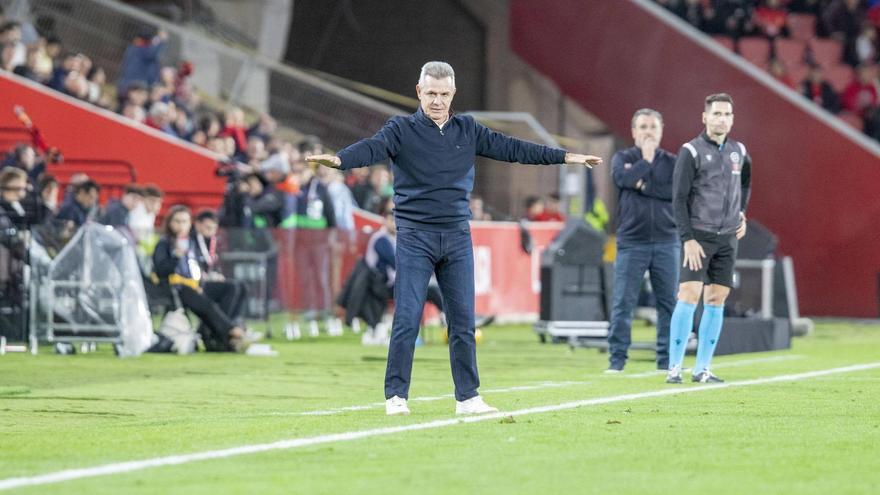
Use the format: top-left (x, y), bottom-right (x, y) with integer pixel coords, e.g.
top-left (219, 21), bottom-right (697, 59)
top-left (306, 154), bottom-right (341, 169)
top-left (682, 239), bottom-right (706, 271)
top-left (639, 137), bottom-right (658, 163)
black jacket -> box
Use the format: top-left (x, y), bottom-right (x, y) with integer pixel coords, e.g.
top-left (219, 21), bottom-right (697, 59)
top-left (673, 133), bottom-right (752, 241)
top-left (611, 146), bottom-right (678, 244)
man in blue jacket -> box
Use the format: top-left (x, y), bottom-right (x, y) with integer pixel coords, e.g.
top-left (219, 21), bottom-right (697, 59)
top-left (308, 61), bottom-right (602, 416)
top-left (607, 109), bottom-right (679, 373)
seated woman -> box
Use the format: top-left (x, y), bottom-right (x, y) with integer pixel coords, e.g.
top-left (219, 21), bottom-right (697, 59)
top-left (152, 205), bottom-right (248, 352)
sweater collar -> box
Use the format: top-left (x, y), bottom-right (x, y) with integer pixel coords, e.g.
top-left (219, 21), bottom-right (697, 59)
top-left (415, 107), bottom-right (454, 128)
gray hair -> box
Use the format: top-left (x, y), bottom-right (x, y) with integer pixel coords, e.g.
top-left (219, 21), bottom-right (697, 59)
top-left (630, 108), bottom-right (663, 128)
top-left (418, 61), bottom-right (455, 87)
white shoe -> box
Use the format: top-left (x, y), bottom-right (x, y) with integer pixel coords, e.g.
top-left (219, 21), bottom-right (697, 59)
top-left (386, 395), bottom-right (410, 416)
top-left (455, 395), bottom-right (499, 415)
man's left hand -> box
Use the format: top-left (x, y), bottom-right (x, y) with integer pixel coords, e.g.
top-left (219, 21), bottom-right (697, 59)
top-left (564, 153), bottom-right (603, 168)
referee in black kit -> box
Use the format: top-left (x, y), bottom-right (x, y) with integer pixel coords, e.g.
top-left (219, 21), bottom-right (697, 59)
top-left (666, 93), bottom-right (751, 384)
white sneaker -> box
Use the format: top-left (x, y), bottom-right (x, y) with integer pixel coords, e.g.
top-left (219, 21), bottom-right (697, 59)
top-left (455, 395), bottom-right (499, 415)
top-left (386, 395), bottom-right (410, 416)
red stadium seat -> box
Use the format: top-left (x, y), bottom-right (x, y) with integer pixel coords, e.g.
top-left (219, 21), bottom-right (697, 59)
top-left (738, 37), bottom-right (771, 66)
top-left (712, 35), bottom-right (735, 51)
top-left (825, 64), bottom-right (855, 93)
top-left (787, 62), bottom-right (810, 87)
top-left (838, 111), bottom-right (864, 131)
top-left (787, 13), bottom-right (817, 42)
top-left (774, 38), bottom-right (807, 67)
top-left (809, 38), bottom-right (844, 69)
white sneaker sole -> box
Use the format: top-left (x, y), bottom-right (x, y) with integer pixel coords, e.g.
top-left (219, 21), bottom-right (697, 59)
top-left (455, 408), bottom-right (499, 416)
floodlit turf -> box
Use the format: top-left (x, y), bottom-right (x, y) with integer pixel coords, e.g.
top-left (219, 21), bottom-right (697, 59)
top-left (1, 319), bottom-right (878, 494)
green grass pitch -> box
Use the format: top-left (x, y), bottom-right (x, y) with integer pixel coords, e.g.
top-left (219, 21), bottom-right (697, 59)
top-left (1, 319), bottom-right (878, 494)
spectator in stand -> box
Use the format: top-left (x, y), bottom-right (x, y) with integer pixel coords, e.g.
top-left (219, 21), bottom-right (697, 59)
top-left (62, 68), bottom-right (89, 100)
top-left (173, 61), bottom-right (196, 108)
top-left (32, 36), bottom-right (57, 81)
top-left (145, 101), bottom-right (177, 137)
top-left (769, 58), bottom-right (797, 89)
top-left (100, 184), bottom-right (143, 227)
top-left (0, 167), bottom-right (29, 229)
top-left (0, 42), bottom-right (14, 72)
top-left (752, 0), bottom-right (790, 38)
top-left (533, 193), bottom-right (566, 221)
top-left (37, 174), bottom-right (58, 223)
top-left (85, 66), bottom-right (109, 107)
top-left (60, 172), bottom-right (88, 206)
top-left (3, 144), bottom-right (44, 182)
top-left (824, 0), bottom-right (866, 62)
top-left (237, 135), bottom-right (267, 165)
top-left (121, 81), bottom-right (150, 111)
top-left (152, 205), bottom-right (250, 352)
top-left (842, 64), bottom-right (878, 117)
top-left (852, 24), bottom-right (878, 66)
top-left (220, 107), bottom-right (248, 155)
top-left (247, 113), bottom-right (278, 143)
top-left (171, 107), bottom-right (194, 139)
top-left (56, 179), bottom-right (100, 228)
top-left (524, 195), bottom-right (544, 221)
top-left (118, 28), bottom-right (167, 97)
top-left (48, 52), bottom-right (80, 92)
top-left (12, 45), bottom-right (41, 82)
top-left (149, 81), bottom-right (172, 105)
top-left (122, 102), bottom-right (147, 124)
top-left (199, 114), bottom-right (222, 141)
top-left (0, 21), bottom-right (25, 69)
top-left (353, 165), bottom-right (391, 213)
top-left (802, 65), bottom-right (842, 112)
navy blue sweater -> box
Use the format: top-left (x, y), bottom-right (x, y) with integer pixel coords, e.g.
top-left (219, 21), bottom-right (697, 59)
top-left (611, 146), bottom-right (678, 244)
top-left (337, 109), bottom-right (566, 231)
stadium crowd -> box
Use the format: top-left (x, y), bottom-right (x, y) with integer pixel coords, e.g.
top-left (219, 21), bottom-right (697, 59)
top-left (657, 0), bottom-right (880, 139)
top-left (0, 9), bottom-right (570, 353)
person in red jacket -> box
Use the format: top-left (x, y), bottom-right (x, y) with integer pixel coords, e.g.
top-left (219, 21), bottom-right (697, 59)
top-left (841, 65), bottom-right (878, 117)
top-left (753, 0), bottom-right (789, 38)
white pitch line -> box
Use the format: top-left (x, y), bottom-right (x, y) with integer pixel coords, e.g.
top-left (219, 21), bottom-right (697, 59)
top-left (622, 354), bottom-right (805, 379)
top-left (1, 361), bottom-right (877, 492)
top-left (298, 355), bottom-right (803, 417)
top-left (295, 380), bottom-right (592, 416)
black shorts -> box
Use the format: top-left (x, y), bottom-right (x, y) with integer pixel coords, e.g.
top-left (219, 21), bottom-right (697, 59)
top-left (679, 231), bottom-right (738, 287)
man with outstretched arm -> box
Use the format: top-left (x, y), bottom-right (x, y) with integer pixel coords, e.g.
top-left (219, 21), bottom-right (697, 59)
top-left (308, 61), bottom-right (602, 415)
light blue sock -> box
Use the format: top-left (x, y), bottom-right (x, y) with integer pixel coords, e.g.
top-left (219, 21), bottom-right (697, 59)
top-left (694, 304), bottom-right (724, 375)
top-left (668, 301), bottom-right (697, 371)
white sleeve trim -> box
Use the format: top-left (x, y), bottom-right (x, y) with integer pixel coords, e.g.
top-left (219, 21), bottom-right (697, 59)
top-left (683, 143), bottom-right (697, 158)
top-left (737, 142), bottom-right (747, 157)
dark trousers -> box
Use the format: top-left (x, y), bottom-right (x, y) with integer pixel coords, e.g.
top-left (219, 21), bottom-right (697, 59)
top-left (203, 280), bottom-right (247, 325)
top-left (177, 285), bottom-right (236, 352)
top-left (607, 241), bottom-right (680, 369)
top-left (385, 226), bottom-right (478, 402)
